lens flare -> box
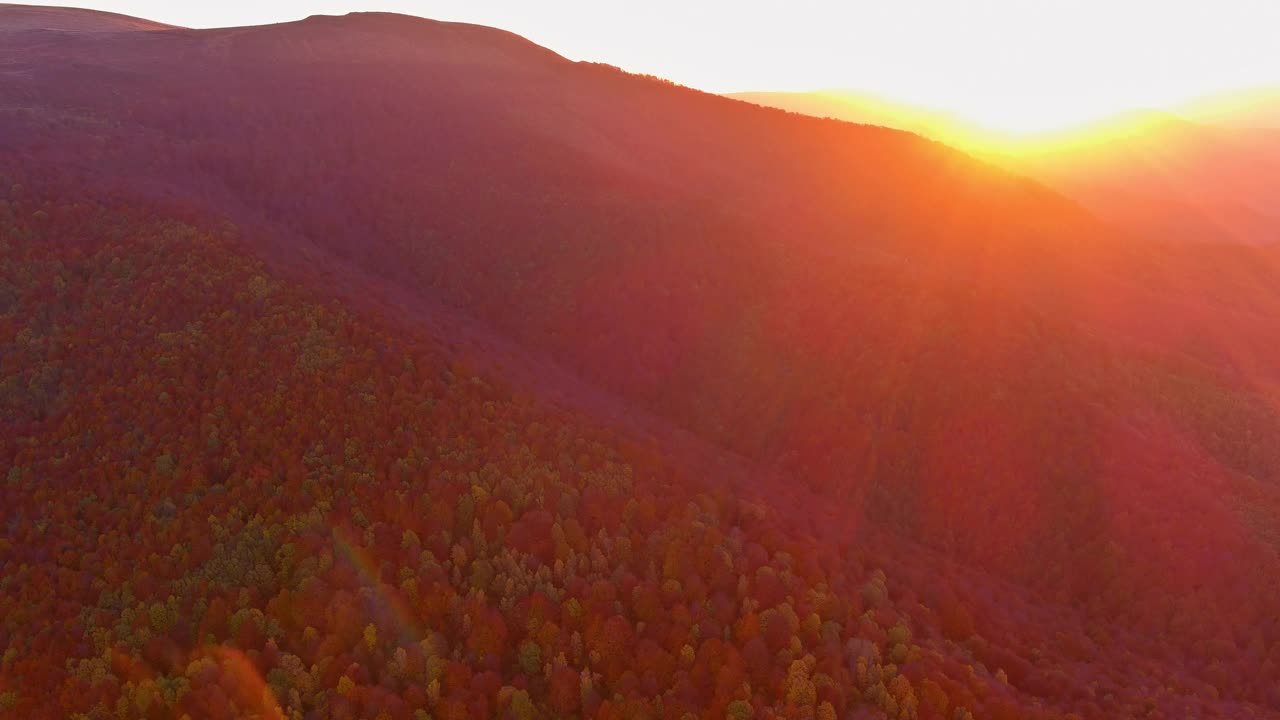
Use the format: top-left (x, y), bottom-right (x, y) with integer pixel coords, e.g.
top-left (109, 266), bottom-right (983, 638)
top-left (204, 646), bottom-right (286, 720)
top-left (331, 524), bottom-right (424, 646)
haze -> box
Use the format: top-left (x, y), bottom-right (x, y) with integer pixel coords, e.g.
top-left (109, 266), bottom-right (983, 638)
top-left (34, 0), bottom-right (1280, 132)
top-left (8, 4), bottom-right (1280, 719)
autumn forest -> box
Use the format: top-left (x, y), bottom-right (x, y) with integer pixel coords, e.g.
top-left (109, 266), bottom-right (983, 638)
top-left (4, 5), bottom-right (1280, 720)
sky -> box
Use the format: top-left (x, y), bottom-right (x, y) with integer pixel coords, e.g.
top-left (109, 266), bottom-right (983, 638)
top-left (36, 0), bottom-right (1280, 133)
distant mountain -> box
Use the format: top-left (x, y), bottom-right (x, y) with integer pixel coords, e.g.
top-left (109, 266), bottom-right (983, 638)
top-left (6, 6), bottom-right (1280, 719)
top-left (732, 90), bottom-right (1280, 244)
top-left (1181, 87), bottom-right (1280, 129)
top-left (1006, 111), bottom-right (1280, 245)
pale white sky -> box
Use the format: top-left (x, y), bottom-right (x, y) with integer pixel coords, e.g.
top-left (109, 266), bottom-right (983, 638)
top-left (32, 1), bottom-right (1280, 131)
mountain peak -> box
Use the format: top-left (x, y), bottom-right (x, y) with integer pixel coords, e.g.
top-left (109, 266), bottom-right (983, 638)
top-left (285, 10), bottom-right (568, 65)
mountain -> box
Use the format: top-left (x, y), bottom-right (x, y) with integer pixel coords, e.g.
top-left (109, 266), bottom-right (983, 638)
top-left (731, 90), bottom-right (1280, 245)
top-left (1003, 111), bottom-right (1280, 246)
top-left (726, 90), bottom-right (980, 143)
top-left (5, 6), bottom-right (1280, 720)
top-left (725, 89), bottom-right (1022, 154)
top-left (1181, 88), bottom-right (1280, 129)
top-left (0, 2), bottom-right (177, 31)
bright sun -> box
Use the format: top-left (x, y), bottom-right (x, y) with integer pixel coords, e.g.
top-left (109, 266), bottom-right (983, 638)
top-left (861, 81), bottom-right (1216, 143)
top-left (947, 100), bottom-right (1119, 136)
top-left (796, 86), bottom-right (1183, 157)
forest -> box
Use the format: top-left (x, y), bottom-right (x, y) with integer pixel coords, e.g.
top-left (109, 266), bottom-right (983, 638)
top-left (0, 182), bottom-right (1046, 720)
top-left (4, 7), bottom-right (1280, 720)
top-left (4, 161), bottom-right (1280, 720)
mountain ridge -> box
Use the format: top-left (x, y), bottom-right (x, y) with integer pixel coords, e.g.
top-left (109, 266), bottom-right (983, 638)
top-left (0, 2), bottom-right (178, 31)
top-left (732, 88), bottom-right (1280, 245)
top-left (5, 5), bottom-right (1280, 718)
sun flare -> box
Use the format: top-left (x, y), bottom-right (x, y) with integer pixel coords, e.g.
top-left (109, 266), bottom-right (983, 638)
top-left (7, 3), bottom-right (1280, 720)
top-left (941, 100), bottom-right (1123, 137)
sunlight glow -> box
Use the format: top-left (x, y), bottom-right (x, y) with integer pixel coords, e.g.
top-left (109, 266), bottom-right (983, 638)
top-left (31, 0), bottom-right (1280, 138)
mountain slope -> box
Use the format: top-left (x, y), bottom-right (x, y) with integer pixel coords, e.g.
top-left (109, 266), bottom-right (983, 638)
top-left (1182, 88), bottom-right (1280, 129)
top-left (0, 2), bottom-right (176, 31)
top-left (5, 6), bottom-right (1280, 719)
top-left (731, 91), bottom-right (1280, 245)
top-left (727, 90), bottom-right (988, 146)
top-left (1009, 115), bottom-right (1280, 245)
top-left (0, 7), bottom-right (1151, 576)
top-left (5, 141), bottom-right (1275, 720)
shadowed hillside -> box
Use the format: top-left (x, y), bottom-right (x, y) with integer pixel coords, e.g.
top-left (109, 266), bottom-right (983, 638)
top-left (5, 6), bottom-right (1280, 719)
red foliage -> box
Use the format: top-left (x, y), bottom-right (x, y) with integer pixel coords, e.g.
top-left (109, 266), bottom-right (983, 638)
top-left (3, 9), bottom-right (1280, 720)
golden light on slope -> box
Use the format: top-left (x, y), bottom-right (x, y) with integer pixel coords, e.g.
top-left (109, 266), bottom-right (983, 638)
top-left (877, 86), bottom-right (1280, 156)
top-left (30, 0), bottom-right (1280, 155)
top-left (790, 90), bottom-right (1204, 159)
top-left (41, 1), bottom-right (1280, 118)
top-left (928, 87), bottom-right (1279, 158)
top-left (921, 96), bottom-right (1139, 138)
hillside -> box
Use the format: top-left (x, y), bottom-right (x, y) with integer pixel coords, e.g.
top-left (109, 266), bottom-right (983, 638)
top-left (1009, 115), bottom-right (1280, 245)
top-left (726, 90), bottom-right (988, 147)
top-left (1182, 88), bottom-right (1280, 129)
top-left (5, 5), bottom-right (1280, 719)
top-left (731, 91), bottom-right (1280, 245)
top-left (5, 168), bottom-right (1276, 720)
top-left (0, 3), bottom-right (176, 31)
